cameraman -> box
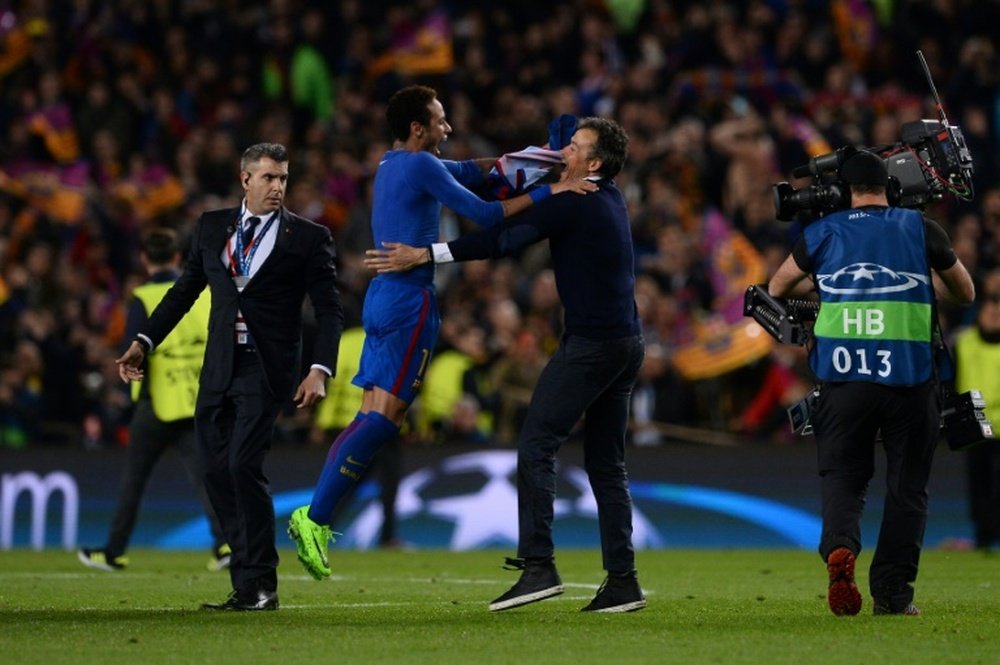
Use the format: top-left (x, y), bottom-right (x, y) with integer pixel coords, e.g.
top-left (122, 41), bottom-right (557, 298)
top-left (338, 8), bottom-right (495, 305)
top-left (768, 150), bottom-right (974, 617)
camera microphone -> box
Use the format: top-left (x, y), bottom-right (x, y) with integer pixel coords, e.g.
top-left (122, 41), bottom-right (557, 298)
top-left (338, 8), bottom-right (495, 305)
top-left (796, 150), bottom-right (848, 179)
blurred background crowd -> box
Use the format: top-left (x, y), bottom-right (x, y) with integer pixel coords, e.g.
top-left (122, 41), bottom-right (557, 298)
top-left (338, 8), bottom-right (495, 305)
top-left (2, 0), bottom-right (999, 451)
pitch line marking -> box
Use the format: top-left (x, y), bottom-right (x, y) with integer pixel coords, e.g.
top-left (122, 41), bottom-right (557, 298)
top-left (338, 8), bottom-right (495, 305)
top-left (280, 573), bottom-right (603, 591)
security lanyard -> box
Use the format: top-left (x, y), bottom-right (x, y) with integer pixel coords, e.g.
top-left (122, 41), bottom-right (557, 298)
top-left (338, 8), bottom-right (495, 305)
top-left (230, 210), bottom-right (277, 277)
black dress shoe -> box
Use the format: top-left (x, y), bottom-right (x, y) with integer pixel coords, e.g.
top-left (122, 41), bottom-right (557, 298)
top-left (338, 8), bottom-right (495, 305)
top-left (233, 589), bottom-right (279, 611)
top-left (201, 590), bottom-right (241, 611)
top-left (200, 589), bottom-right (278, 611)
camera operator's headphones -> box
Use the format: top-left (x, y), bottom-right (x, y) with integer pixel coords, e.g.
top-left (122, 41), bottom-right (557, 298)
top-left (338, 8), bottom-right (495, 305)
top-left (885, 175), bottom-right (902, 206)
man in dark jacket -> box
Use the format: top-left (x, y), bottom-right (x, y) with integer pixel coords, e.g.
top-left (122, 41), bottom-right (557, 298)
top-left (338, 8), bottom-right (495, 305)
top-left (116, 143), bottom-right (344, 611)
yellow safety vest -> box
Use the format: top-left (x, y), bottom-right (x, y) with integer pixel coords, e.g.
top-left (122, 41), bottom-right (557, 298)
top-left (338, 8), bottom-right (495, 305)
top-left (131, 282), bottom-right (210, 421)
top-left (314, 327), bottom-right (365, 432)
top-left (955, 326), bottom-right (1000, 423)
top-left (417, 349), bottom-right (495, 438)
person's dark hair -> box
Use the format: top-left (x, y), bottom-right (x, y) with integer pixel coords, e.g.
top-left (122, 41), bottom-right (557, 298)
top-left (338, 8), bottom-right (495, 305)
top-left (141, 228), bottom-right (180, 265)
top-left (240, 143), bottom-right (288, 171)
top-left (386, 85), bottom-right (437, 142)
top-left (577, 117), bottom-right (629, 177)
top-left (850, 183), bottom-right (886, 196)
top-left (841, 150), bottom-right (888, 196)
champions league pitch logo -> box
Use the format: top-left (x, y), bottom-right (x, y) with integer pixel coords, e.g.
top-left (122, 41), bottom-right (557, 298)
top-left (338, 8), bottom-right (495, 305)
top-left (159, 451), bottom-right (821, 550)
top-left (342, 451), bottom-right (664, 550)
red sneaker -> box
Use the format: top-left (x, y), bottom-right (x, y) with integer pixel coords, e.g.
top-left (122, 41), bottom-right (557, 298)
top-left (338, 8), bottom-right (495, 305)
top-left (826, 547), bottom-right (862, 616)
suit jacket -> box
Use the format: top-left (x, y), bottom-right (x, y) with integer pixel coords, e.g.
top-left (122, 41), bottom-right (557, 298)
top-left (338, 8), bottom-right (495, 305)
top-left (143, 206), bottom-right (344, 399)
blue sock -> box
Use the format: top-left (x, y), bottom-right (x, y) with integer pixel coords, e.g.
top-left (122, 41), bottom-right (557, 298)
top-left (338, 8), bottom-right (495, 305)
top-left (306, 413), bottom-right (367, 523)
top-left (307, 411), bottom-right (400, 525)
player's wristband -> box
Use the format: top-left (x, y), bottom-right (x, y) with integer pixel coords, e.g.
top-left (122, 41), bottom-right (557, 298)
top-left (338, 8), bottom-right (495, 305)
top-left (426, 246), bottom-right (434, 264)
top-left (528, 185), bottom-right (552, 204)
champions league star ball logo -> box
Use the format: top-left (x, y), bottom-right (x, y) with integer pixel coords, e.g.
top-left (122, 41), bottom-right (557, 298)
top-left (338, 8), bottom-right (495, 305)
top-left (342, 451), bottom-right (664, 550)
top-left (162, 452), bottom-right (823, 549)
top-left (816, 262), bottom-right (929, 296)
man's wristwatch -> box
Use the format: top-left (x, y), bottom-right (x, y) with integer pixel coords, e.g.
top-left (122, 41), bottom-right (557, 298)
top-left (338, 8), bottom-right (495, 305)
top-left (426, 246), bottom-right (433, 264)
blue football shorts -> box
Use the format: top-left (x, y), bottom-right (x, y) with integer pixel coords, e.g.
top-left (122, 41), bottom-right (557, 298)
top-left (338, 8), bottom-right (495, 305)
top-left (353, 278), bottom-right (440, 405)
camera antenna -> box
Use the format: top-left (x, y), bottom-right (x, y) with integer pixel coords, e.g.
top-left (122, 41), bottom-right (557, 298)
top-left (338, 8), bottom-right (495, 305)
top-left (917, 49), bottom-right (948, 125)
top-left (915, 49), bottom-right (975, 200)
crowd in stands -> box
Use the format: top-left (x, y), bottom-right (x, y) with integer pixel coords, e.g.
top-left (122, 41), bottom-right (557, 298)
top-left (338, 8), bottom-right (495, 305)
top-left (2, 0), bottom-right (999, 449)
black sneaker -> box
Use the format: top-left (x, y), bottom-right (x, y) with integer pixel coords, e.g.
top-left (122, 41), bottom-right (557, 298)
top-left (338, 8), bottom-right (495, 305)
top-left (581, 574), bottom-right (647, 613)
top-left (488, 557), bottom-right (564, 612)
top-left (873, 601), bottom-right (921, 616)
top-left (201, 590), bottom-right (241, 611)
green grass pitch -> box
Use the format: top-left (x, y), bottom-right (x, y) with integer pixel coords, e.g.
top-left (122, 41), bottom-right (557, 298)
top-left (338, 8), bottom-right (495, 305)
top-left (1, 548), bottom-right (997, 664)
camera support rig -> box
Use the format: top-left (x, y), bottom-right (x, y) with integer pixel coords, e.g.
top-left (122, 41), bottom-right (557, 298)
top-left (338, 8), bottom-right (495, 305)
top-left (743, 284), bottom-right (819, 346)
top-left (743, 283), bottom-right (996, 447)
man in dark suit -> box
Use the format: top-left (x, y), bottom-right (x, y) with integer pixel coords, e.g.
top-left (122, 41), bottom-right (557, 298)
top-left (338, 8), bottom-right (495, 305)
top-left (116, 143), bottom-right (344, 611)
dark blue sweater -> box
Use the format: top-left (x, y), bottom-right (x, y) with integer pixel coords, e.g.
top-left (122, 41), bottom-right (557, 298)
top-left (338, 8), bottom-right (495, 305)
top-left (447, 179), bottom-right (641, 340)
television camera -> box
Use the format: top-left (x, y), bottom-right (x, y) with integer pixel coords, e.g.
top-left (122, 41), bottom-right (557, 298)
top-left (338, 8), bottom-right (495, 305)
top-left (773, 51), bottom-right (975, 222)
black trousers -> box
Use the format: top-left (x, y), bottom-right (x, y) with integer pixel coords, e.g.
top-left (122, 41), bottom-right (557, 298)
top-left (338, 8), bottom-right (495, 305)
top-left (195, 350), bottom-right (282, 596)
top-left (516, 334), bottom-right (644, 574)
top-left (813, 381), bottom-right (939, 611)
top-left (105, 400), bottom-right (225, 557)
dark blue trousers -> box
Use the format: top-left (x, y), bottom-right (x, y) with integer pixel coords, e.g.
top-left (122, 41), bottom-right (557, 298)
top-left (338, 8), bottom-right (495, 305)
top-left (516, 334), bottom-right (644, 574)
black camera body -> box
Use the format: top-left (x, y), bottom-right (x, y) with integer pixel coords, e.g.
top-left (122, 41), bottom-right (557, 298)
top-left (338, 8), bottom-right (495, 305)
top-left (941, 389), bottom-right (996, 451)
top-left (772, 51), bottom-right (974, 222)
top-left (772, 118), bottom-right (974, 222)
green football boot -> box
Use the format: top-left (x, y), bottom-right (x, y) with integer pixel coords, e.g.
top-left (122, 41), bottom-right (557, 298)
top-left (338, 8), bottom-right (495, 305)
top-left (288, 505), bottom-right (334, 580)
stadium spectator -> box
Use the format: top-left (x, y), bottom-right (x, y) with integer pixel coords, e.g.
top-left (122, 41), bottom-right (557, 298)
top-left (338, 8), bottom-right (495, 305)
top-left (0, 1), bottom-right (997, 454)
top-left (488, 328), bottom-right (547, 446)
